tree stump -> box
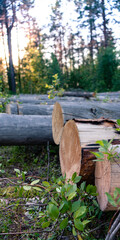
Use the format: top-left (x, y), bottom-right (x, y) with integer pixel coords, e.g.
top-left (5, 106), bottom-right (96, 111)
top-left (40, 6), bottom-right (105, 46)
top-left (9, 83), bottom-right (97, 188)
top-left (95, 148), bottom-right (120, 211)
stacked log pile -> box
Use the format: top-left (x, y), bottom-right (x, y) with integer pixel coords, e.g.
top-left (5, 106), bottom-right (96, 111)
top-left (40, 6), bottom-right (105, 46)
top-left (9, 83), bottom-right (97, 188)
top-left (52, 101), bottom-right (120, 211)
top-left (0, 92), bottom-right (120, 210)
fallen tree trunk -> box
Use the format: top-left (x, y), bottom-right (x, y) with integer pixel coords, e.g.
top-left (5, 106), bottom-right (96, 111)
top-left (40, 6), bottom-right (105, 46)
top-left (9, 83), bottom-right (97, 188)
top-left (0, 114), bottom-right (53, 145)
top-left (59, 119), bottom-right (120, 181)
top-left (6, 103), bottom-right (54, 115)
top-left (95, 148), bottom-right (120, 211)
top-left (52, 101), bottom-right (120, 145)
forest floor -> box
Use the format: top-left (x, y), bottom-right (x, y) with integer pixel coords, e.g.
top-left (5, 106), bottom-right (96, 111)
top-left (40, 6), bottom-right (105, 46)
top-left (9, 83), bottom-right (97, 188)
top-left (0, 144), bottom-right (119, 240)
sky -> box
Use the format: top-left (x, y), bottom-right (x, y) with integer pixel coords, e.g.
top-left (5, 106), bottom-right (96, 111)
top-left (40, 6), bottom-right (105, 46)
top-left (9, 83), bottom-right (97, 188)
top-left (0, 0), bottom-right (120, 66)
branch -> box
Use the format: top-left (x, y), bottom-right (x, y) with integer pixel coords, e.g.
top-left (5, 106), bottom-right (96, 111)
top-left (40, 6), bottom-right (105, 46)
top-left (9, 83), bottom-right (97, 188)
top-left (105, 212), bottom-right (120, 240)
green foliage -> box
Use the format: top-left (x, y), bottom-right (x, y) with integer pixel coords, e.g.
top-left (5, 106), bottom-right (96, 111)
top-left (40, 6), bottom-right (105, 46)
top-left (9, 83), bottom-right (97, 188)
top-left (92, 139), bottom-right (120, 162)
top-left (46, 73), bottom-right (64, 99)
top-left (96, 47), bottom-right (119, 91)
top-left (21, 42), bottom-right (47, 93)
top-left (36, 172), bottom-right (99, 238)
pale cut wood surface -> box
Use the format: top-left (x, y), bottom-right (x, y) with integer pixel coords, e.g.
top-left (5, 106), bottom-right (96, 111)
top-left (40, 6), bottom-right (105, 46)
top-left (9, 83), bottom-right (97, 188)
top-left (52, 102), bottom-right (64, 145)
top-left (59, 120), bottom-right (81, 180)
top-left (75, 120), bottom-right (120, 147)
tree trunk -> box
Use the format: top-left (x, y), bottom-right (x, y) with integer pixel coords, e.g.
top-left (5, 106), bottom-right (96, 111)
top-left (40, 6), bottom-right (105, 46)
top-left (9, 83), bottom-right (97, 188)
top-left (101, 0), bottom-right (108, 47)
top-left (7, 28), bottom-right (16, 93)
top-left (52, 101), bottom-right (120, 145)
top-left (0, 114), bottom-right (53, 145)
top-left (95, 149), bottom-right (120, 211)
top-left (59, 119), bottom-right (120, 181)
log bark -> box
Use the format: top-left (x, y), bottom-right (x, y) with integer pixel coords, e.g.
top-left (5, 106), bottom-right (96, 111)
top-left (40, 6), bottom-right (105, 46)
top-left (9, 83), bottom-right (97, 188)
top-left (0, 114), bottom-right (53, 145)
top-left (95, 147), bottom-right (120, 211)
top-left (59, 119), bottom-right (120, 181)
top-left (6, 103), bottom-right (54, 115)
top-left (52, 101), bottom-right (120, 145)
top-left (55, 91), bottom-right (94, 98)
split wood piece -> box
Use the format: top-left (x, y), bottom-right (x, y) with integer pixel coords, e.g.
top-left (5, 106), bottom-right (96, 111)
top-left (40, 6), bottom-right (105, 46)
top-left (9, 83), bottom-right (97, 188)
top-left (0, 113), bottom-right (53, 145)
top-left (95, 147), bottom-right (120, 211)
top-left (59, 119), bottom-right (120, 181)
top-left (6, 103), bottom-right (54, 115)
top-left (52, 101), bottom-right (120, 145)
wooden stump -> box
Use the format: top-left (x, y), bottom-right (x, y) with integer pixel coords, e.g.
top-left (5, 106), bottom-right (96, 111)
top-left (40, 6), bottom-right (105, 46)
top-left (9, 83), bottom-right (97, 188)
top-left (59, 119), bottom-right (120, 181)
top-left (95, 148), bottom-right (120, 211)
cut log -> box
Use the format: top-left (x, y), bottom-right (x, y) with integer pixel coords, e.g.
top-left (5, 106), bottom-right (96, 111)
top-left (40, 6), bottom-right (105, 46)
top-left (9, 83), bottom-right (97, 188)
top-left (6, 103), bottom-right (54, 115)
top-left (52, 101), bottom-right (120, 145)
top-left (0, 114), bottom-right (53, 145)
top-left (52, 91), bottom-right (94, 98)
top-left (59, 119), bottom-right (120, 181)
top-left (95, 147), bottom-right (120, 211)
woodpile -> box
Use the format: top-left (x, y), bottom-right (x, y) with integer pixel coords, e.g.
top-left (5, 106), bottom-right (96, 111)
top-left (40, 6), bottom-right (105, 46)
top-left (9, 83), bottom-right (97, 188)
top-left (1, 92), bottom-right (120, 210)
top-left (52, 99), bottom-right (120, 211)
top-left (52, 101), bottom-right (120, 145)
top-left (58, 119), bottom-right (120, 211)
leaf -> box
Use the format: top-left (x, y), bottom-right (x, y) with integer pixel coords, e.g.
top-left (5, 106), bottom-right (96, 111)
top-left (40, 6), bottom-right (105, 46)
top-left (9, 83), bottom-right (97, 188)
top-left (73, 176), bottom-right (82, 184)
top-left (82, 220), bottom-right (91, 225)
top-left (68, 192), bottom-right (77, 201)
top-left (86, 185), bottom-right (97, 196)
top-left (72, 226), bottom-right (77, 236)
top-left (42, 181), bottom-right (50, 188)
top-left (74, 206), bottom-right (87, 219)
top-left (39, 212), bottom-right (44, 217)
top-left (72, 172), bottom-right (77, 181)
top-left (22, 172), bottom-right (25, 181)
top-left (80, 181), bottom-right (86, 191)
top-left (33, 187), bottom-right (42, 191)
top-left (60, 217), bottom-right (68, 230)
top-left (59, 200), bottom-right (70, 213)
top-left (74, 219), bottom-right (84, 231)
top-left (71, 200), bottom-right (81, 213)
top-left (14, 168), bottom-right (20, 174)
top-left (113, 188), bottom-right (118, 199)
top-left (78, 235), bottom-right (83, 240)
top-left (51, 198), bottom-right (58, 206)
top-left (48, 204), bottom-right (59, 220)
top-left (31, 179), bottom-right (40, 185)
top-left (116, 188), bottom-right (120, 194)
top-left (105, 192), bottom-right (117, 207)
top-left (42, 221), bottom-right (50, 228)
top-left (23, 185), bottom-right (31, 191)
top-left (117, 119), bottom-right (120, 126)
top-left (65, 184), bottom-right (77, 196)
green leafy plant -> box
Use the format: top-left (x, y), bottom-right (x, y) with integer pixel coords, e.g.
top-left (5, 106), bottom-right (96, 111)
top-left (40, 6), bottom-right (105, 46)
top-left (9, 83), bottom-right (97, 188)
top-left (30, 172), bottom-right (99, 238)
top-left (46, 73), bottom-right (64, 99)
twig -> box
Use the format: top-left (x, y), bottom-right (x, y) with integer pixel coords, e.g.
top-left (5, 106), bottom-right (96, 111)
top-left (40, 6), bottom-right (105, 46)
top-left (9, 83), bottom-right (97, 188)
top-left (109, 223), bottom-right (120, 240)
top-left (47, 141), bottom-right (50, 182)
top-left (88, 222), bottom-right (109, 233)
top-left (105, 212), bottom-right (120, 240)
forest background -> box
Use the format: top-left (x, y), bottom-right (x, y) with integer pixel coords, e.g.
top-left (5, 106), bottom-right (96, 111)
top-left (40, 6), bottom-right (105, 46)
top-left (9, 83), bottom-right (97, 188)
top-left (0, 0), bottom-right (120, 95)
